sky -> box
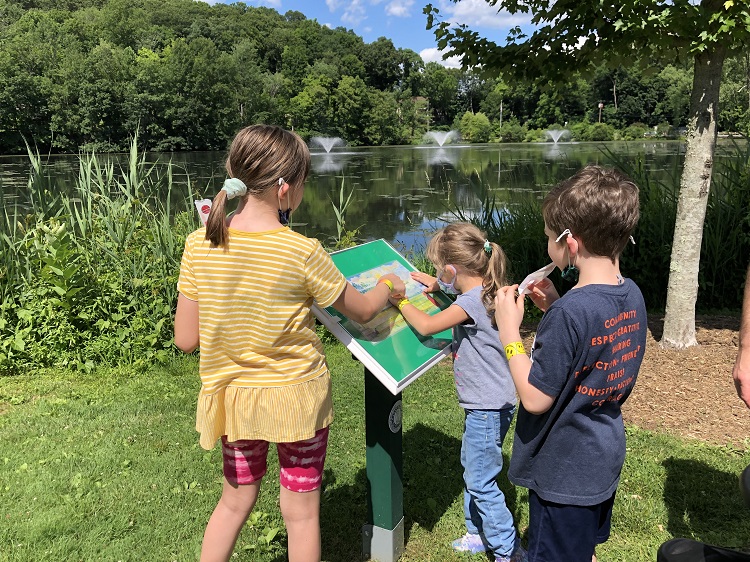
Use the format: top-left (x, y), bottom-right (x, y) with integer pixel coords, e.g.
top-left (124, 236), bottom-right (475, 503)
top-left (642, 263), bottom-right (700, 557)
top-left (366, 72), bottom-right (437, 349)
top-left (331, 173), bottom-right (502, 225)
top-left (200, 0), bottom-right (532, 68)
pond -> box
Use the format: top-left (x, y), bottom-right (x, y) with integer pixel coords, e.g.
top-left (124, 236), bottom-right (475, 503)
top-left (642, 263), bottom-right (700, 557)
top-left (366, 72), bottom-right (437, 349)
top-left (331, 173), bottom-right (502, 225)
top-left (0, 141), bottom-right (697, 250)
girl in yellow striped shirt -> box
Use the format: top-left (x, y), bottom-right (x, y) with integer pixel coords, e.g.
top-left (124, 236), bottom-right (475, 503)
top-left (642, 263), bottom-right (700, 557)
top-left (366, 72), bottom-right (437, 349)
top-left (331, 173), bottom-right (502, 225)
top-left (174, 125), bottom-right (404, 562)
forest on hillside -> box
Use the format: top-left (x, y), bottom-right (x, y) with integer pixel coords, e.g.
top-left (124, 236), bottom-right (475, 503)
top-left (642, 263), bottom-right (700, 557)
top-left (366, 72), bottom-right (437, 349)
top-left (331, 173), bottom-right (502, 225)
top-left (0, 0), bottom-right (748, 154)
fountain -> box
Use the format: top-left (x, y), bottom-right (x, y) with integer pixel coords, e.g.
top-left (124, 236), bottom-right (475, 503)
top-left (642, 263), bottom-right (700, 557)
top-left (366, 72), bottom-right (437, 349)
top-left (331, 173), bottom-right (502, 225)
top-left (424, 130), bottom-right (459, 147)
top-left (545, 129), bottom-right (569, 143)
top-left (310, 136), bottom-right (345, 153)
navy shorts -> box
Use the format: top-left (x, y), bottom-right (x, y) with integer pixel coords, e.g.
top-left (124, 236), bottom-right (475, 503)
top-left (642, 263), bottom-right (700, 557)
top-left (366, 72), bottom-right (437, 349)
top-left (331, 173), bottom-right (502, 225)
top-left (527, 489), bottom-right (616, 562)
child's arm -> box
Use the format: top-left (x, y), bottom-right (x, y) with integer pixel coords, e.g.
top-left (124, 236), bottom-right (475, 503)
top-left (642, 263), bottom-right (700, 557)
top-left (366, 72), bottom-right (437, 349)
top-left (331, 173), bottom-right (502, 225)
top-left (494, 285), bottom-right (555, 415)
top-left (331, 273), bottom-right (405, 324)
top-left (389, 297), bottom-right (468, 336)
top-left (410, 271), bottom-right (439, 293)
top-left (734, 264), bottom-right (750, 408)
top-left (174, 293), bottom-right (199, 353)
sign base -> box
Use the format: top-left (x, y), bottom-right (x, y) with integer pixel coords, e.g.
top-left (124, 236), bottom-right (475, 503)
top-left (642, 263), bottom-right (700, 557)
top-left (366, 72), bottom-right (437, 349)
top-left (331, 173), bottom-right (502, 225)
top-left (362, 517), bottom-right (405, 562)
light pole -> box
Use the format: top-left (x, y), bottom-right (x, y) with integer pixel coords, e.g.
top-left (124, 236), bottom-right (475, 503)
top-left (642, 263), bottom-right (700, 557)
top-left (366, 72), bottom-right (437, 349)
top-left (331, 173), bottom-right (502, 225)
top-left (598, 102), bottom-right (604, 123)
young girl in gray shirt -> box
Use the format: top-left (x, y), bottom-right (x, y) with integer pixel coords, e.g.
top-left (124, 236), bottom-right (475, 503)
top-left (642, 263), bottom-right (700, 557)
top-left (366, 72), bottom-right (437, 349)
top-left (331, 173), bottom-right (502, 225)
top-left (389, 222), bottom-right (526, 562)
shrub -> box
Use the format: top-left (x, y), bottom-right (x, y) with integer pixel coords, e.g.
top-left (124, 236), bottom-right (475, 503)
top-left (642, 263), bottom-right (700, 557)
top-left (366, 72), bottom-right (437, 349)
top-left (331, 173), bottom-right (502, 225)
top-left (459, 111), bottom-right (492, 143)
top-left (0, 139), bottom-right (196, 374)
top-left (587, 122), bottom-right (616, 141)
top-left (656, 121), bottom-right (677, 138)
top-left (568, 121), bottom-right (591, 141)
top-left (523, 128), bottom-right (548, 143)
top-left (622, 123), bottom-right (649, 140)
top-left (497, 118), bottom-right (527, 143)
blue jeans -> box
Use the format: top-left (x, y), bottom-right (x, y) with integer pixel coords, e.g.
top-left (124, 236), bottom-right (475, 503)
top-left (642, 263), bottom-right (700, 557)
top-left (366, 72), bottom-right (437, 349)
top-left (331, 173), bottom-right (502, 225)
top-left (462, 407), bottom-right (518, 558)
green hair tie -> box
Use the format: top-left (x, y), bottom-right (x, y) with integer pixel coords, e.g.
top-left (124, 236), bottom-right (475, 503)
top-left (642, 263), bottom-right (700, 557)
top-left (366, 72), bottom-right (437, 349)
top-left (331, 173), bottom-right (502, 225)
top-left (222, 177), bottom-right (247, 200)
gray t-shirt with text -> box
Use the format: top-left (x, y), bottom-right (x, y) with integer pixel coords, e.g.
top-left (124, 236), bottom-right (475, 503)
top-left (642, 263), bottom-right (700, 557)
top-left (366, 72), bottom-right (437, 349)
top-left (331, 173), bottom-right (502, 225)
top-left (452, 286), bottom-right (516, 410)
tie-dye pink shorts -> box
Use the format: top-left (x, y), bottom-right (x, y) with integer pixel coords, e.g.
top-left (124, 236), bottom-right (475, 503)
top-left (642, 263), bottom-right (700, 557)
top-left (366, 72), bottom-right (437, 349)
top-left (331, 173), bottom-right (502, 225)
top-left (221, 427), bottom-right (329, 493)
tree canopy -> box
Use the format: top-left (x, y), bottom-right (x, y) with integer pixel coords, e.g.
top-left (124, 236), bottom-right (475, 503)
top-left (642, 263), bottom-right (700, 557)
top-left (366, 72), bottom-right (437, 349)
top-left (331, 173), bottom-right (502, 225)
top-left (426, 0), bottom-right (750, 348)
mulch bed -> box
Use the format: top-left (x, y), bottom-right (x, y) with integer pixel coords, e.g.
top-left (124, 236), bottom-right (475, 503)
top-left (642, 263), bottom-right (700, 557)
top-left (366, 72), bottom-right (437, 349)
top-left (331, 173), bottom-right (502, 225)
top-left (521, 314), bottom-right (749, 448)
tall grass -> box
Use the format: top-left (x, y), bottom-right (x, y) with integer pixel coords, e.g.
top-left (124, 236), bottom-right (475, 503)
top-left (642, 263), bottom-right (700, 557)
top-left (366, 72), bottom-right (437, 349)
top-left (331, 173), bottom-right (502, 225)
top-left (459, 143), bottom-right (750, 312)
top-left (0, 136), bottom-right (197, 374)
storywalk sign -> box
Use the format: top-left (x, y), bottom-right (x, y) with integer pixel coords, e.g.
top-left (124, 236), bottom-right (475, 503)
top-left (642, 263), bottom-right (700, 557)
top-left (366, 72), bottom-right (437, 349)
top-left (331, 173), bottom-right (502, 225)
top-left (312, 239), bottom-right (453, 394)
top-left (312, 239), bottom-right (453, 562)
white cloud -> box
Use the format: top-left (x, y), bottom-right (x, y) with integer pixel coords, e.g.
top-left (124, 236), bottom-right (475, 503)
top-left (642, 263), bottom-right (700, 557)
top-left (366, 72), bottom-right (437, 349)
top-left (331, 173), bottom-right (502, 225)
top-left (242, 0), bottom-right (282, 7)
top-left (342, 1), bottom-right (368, 25)
top-left (436, 0), bottom-right (529, 29)
top-left (385, 0), bottom-right (415, 17)
top-left (419, 47), bottom-right (462, 68)
top-left (326, 0), bottom-right (369, 26)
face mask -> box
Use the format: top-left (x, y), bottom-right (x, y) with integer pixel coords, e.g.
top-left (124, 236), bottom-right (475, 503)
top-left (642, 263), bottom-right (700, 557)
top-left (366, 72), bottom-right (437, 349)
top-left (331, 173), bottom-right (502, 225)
top-left (278, 177), bottom-right (292, 226)
top-left (556, 228), bottom-right (579, 283)
top-left (437, 265), bottom-right (458, 295)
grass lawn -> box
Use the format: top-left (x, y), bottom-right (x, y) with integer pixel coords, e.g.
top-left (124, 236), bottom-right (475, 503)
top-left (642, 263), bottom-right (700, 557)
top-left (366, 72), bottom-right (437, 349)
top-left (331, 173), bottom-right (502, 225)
top-left (1, 342), bottom-right (749, 561)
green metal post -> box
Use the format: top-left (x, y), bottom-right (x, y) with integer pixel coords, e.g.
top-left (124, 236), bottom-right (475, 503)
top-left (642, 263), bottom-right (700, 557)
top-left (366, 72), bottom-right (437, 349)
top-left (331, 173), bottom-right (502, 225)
top-left (362, 367), bottom-right (404, 562)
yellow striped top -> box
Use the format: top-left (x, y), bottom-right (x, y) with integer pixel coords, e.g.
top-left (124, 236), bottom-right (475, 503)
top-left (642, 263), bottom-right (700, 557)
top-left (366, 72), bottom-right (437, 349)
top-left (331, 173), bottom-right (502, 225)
top-left (178, 226), bottom-right (347, 448)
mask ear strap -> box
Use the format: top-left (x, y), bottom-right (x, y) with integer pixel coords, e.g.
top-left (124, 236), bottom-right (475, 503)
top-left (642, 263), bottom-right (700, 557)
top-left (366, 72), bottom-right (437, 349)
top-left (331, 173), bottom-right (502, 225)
top-left (555, 228), bottom-right (572, 243)
top-left (277, 177), bottom-right (292, 226)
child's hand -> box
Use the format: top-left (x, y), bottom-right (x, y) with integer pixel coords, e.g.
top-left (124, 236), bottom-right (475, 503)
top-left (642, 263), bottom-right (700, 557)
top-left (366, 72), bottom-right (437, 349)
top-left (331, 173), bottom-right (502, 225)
top-left (527, 278), bottom-right (559, 312)
top-left (494, 285), bottom-right (525, 340)
top-left (411, 271), bottom-right (439, 292)
top-left (380, 273), bottom-right (405, 299)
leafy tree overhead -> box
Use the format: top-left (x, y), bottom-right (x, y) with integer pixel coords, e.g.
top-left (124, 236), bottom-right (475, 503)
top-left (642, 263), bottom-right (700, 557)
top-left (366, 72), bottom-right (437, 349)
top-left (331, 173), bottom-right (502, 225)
top-left (426, 0), bottom-right (750, 349)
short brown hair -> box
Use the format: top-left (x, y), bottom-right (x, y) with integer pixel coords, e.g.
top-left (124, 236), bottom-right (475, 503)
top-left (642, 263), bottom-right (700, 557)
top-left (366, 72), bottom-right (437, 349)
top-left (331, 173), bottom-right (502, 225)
top-left (206, 125), bottom-right (310, 248)
top-left (542, 165), bottom-right (639, 262)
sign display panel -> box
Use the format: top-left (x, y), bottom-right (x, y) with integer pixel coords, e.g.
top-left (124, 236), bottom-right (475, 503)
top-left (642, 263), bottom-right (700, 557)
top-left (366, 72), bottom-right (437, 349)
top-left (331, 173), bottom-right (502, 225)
top-left (312, 240), bottom-right (453, 394)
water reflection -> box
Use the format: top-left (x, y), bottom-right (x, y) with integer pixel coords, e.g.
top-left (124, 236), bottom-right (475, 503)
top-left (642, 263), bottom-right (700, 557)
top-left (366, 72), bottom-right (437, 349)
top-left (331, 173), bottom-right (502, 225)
top-left (0, 141), bottom-right (708, 248)
top-left (420, 146), bottom-right (461, 167)
top-left (311, 151), bottom-right (351, 174)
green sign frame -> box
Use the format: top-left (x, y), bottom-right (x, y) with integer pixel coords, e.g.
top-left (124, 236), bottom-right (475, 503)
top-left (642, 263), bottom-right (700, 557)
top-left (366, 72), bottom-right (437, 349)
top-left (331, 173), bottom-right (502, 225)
top-left (313, 239), bottom-right (453, 395)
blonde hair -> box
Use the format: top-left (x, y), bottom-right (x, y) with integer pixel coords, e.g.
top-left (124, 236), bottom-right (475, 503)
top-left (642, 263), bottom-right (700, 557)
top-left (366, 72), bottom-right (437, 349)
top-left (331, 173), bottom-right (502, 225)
top-left (426, 222), bottom-right (508, 324)
top-left (205, 125), bottom-right (311, 248)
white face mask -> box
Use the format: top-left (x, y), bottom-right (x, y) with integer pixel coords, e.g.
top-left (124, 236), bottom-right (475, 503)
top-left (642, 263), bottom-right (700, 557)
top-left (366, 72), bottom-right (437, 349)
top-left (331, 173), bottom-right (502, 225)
top-left (437, 265), bottom-right (458, 295)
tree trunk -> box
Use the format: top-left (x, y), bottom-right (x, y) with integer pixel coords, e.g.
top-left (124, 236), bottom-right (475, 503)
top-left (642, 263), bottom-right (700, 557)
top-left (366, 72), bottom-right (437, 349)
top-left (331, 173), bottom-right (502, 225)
top-left (661, 45), bottom-right (726, 349)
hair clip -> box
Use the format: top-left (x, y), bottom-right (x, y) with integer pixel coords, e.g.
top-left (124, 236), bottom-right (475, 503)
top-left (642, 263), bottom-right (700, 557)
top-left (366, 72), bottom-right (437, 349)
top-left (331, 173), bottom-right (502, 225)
top-left (555, 228), bottom-right (572, 243)
top-left (483, 239), bottom-right (492, 254)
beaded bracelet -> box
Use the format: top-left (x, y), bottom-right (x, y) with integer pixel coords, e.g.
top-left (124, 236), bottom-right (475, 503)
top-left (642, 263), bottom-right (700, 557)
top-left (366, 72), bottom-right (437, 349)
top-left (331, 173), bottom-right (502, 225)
top-left (504, 341), bottom-right (526, 361)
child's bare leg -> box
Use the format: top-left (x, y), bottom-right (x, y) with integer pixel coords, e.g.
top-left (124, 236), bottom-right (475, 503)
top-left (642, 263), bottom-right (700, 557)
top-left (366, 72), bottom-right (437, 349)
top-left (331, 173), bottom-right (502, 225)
top-left (200, 479), bottom-right (261, 562)
top-left (280, 486), bottom-right (321, 562)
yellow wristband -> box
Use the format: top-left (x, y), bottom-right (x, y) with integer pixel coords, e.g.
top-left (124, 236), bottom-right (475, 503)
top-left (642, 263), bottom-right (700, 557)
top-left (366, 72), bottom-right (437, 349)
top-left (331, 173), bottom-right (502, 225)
top-left (396, 298), bottom-right (410, 311)
top-left (504, 341), bottom-right (526, 361)
top-left (378, 278), bottom-right (394, 291)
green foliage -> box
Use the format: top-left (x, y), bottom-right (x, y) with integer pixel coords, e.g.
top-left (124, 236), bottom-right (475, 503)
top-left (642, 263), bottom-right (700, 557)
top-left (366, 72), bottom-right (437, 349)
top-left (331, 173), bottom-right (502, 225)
top-left (0, 137), bottom-right (195, 374)
top-left (458, 110), bottom-right (492, 143)
top-left (622, 123), bottom-right (650, 140)
top-left (587, 122), bottom-right (617, 141)
top-left (656, 121), bottom-right (678, 138)
top-left (606, 143), bottom-right (750, 311)
top-left (523, 128), bottom-right (548, 143)
top-left (328, 177), bottom-right (361, 251)
top-left (497, 117), bottom-right (527, 143)
top-left (0, 0), bottom-right (747, 152)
